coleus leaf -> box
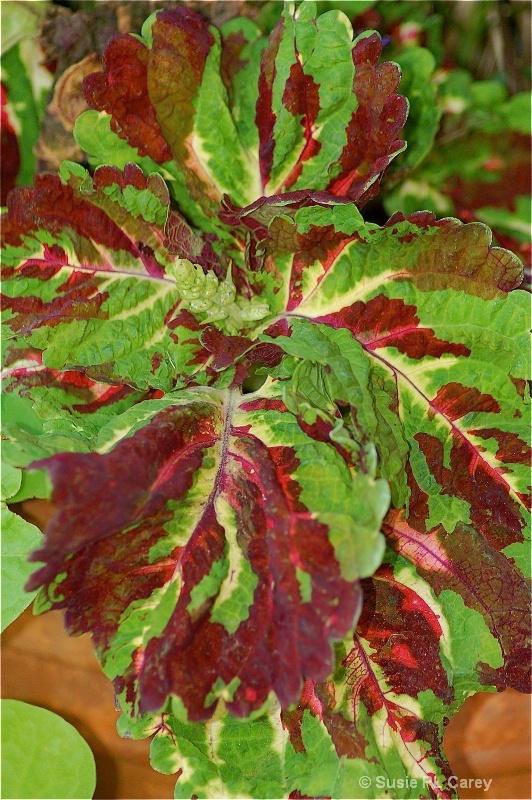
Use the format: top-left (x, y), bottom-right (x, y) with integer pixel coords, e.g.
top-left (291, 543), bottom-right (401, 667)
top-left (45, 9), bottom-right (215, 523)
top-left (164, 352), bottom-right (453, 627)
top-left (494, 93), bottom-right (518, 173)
top-left (275, 502), bottom-right (531, 798)
top-left (2, 2), bottom-right (530, 797)
top-left (26, 383), bottom-right (390, 722)
top-left (118, 695), bottom-right (400, 800)
top-left (79, 0), bottom-right (407, 220)
top-left (250, 199), bottom-right (529, 547)
top-left (2, 348), bottom-right (157, 461)
top-left (254, 2), bottom-right (407, 203)
top-left (1, 160), bottom-right (247, 392)
top-left (382, 511), bottom-right (531, 694)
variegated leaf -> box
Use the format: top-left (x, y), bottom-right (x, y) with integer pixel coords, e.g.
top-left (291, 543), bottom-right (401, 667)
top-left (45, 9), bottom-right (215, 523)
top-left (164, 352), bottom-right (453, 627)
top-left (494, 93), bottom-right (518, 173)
top-left (118, 695), bottom-right (399, 800)
top-left (252, 198), bottom-right (530, 555)
top-left (79, 1), bottom-right (407, 220)
top-left (27, 383), bottom-right (390, 722)
top-left (1, 161), bottom-right (228, 391)
top-left (1, 348), bottom-right (159, 461)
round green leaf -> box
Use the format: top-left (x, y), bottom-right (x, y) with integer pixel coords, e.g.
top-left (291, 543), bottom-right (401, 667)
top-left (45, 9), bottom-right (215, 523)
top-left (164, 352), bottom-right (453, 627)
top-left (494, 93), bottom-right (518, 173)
top-left (1, 700), bottom-right (96, 799)
top-left (0, 505), bottom-right (42, 632)
top-left (0, 464), bottom-right (21, 502)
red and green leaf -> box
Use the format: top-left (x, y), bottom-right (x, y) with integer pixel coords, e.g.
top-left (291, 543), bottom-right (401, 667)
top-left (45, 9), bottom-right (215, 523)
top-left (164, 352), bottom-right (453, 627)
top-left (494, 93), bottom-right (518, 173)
top-left (252, 198), bottom-right (529, 558)
top-left (278, 504), bottom-right (530, 796)
top-left (78, 1), bottom-right (407, 221)
top-left (255, 2), bottom-right (407, 203)
top-left (27, 384), bottom-right (389, 722)
top-left (1, 161), bottom-right (223, 392)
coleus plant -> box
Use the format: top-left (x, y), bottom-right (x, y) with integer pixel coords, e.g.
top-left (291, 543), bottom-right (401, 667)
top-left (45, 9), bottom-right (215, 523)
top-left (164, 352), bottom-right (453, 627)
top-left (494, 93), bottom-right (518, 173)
top-left (1, 2), bottom-right (530, 798)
